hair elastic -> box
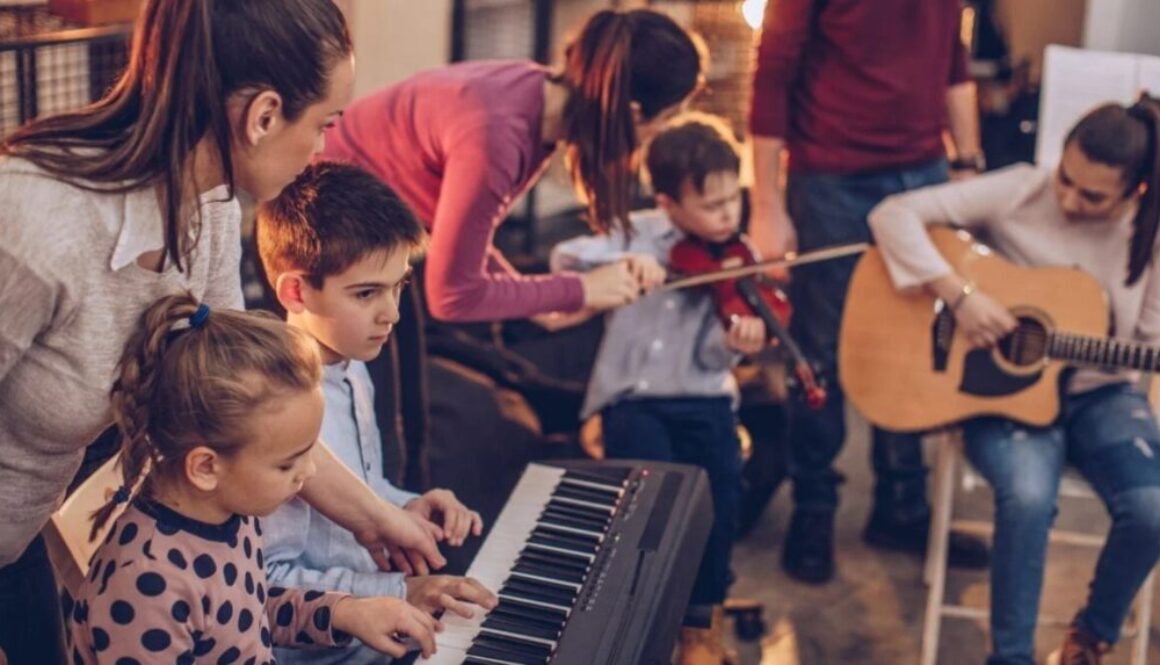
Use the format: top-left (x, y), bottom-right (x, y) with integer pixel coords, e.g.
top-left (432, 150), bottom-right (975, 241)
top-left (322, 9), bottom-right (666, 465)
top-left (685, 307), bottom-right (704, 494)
top-left (189, 303), bottom-right (211, 329)
top-left (112, 485), bottom-right (131, 505)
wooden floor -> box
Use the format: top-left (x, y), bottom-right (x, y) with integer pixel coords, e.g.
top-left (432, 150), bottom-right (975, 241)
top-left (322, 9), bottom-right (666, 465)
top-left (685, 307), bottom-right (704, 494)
top-left (726, 410), bottom-right (1160, 665)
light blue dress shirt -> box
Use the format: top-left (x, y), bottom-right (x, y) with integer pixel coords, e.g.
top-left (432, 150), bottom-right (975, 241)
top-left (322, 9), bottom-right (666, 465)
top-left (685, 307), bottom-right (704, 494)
top-left (550, 209), bottom-right (739, 418)
top-left (265, 360), bottom-right (419, 664)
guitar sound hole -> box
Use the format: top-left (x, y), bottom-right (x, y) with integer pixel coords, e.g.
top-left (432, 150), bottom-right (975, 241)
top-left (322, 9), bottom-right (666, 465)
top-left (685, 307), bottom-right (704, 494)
top-left (997, 317), bottom-right (1049, 367)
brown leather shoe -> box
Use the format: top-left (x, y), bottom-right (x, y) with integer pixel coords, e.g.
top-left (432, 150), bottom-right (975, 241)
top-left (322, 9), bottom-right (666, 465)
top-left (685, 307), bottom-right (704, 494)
top-left (1051, 623), bottom-right (1111, 665)
top-left (677, 605), bottom-right (735, 665)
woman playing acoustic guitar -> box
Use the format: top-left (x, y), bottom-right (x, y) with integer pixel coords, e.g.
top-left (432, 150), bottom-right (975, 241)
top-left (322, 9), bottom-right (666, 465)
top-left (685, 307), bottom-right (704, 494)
top-left (868, 96), bottom-right (1160, 665)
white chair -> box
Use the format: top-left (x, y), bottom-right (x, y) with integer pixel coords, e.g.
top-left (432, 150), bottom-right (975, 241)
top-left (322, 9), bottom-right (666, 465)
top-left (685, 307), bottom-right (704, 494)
top-left (921, 426), bottom-right (1156, 665)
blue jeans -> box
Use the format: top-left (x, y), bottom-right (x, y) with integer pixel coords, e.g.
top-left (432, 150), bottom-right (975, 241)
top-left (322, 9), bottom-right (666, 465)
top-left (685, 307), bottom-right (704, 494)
top-left (964, 383), bottom-right (1160, 665)
top-left (785, 159), bottom-right (949, 517)
top-left (602, 396), bottom-right (742, 605)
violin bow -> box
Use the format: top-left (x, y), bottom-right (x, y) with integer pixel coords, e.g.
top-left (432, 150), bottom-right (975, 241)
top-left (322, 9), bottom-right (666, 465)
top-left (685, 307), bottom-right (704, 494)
top-left (657, 242), bottom-right (870, 292)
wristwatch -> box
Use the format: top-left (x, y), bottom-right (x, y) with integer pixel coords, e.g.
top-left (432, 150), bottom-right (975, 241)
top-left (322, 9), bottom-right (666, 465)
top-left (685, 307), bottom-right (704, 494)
top-left (949, 153), bottom-right (986, 173)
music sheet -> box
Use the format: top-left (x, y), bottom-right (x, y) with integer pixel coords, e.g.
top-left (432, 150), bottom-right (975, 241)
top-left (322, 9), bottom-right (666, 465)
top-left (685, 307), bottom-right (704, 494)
top-left (1036, 45), bottom-right (1145, 167)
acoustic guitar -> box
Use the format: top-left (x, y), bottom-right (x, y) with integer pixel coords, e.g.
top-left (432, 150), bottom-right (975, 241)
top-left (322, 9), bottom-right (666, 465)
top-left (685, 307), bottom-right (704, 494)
top-left (839, 226), bottom-right (1156, 431)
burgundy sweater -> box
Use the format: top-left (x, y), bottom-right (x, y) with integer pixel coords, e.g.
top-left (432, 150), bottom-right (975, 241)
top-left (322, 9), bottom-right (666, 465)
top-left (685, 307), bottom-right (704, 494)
top-left (750, 0), bottom-right (969, 173)
top-left (321, 60), bottom-right (586, 322)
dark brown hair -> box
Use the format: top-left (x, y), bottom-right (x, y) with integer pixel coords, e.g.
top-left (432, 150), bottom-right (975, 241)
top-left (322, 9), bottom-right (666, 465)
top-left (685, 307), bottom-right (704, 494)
top-left (91, 293), bottom-right (321, 538)
top-left (2, 0), bottom-right (352, 272)
top-left (256, 161), bottom-right (427, 290)
top-left (556, 9), bottom-right (706, 234)
top-left (646, 112), bottom-right (741, 201)
top-left (1066, 94), bottom-right (1160, 285)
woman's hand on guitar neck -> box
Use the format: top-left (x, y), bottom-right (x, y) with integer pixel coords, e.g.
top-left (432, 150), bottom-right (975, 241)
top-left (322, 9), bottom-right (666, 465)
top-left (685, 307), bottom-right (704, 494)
top-left (931, 274), bottom-right (1017, 348)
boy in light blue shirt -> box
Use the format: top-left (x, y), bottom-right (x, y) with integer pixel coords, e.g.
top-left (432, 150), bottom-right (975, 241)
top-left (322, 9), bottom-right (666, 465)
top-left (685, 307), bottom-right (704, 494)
top-left (257, 162), bottom-right (496, 664)
top-left (551, 114), bottom-right (767, 665)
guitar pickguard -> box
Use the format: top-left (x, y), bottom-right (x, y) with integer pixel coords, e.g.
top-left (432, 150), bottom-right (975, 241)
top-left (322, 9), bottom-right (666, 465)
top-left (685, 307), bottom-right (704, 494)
top-left (959, 349), bottom-right (1043, 396)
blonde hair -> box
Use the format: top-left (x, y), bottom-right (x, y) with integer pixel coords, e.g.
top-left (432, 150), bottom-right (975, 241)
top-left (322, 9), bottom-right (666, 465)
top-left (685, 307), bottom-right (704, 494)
top-left (91, 293), bottom-right (321, 539)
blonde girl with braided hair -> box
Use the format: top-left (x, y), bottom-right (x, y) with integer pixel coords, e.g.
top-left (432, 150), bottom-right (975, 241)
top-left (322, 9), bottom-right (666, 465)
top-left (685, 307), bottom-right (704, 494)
top-left (0, 1), bottom-right (442, 661)
top-left (69, 294), bottom-right (441, 664)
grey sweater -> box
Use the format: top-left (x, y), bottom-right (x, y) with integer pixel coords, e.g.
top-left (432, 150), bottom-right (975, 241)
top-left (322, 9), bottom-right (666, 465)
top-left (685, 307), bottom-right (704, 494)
top-left (0, 158), bottom-right (243, 565)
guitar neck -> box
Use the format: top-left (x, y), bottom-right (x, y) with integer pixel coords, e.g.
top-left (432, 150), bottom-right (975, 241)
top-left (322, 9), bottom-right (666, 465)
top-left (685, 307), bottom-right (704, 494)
top-left (1048, 332), bottom-right (1160, 372)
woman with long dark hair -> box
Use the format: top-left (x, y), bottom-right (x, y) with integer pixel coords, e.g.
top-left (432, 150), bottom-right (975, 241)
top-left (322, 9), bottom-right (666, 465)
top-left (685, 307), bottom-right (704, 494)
top-left (869, 96), bottom-right (1160, 665)
top-left (0, 3), bottom-right (441, 662)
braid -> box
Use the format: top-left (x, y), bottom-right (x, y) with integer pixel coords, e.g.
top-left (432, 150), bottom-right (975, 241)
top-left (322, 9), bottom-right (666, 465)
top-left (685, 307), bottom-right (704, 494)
top-left (90, 294), bottom-right (199, 540)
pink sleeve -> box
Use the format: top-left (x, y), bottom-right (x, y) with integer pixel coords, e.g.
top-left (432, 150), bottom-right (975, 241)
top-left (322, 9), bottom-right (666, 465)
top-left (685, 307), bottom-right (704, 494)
top-left (749, 0), bottom-right (817, 138)
top-left (423, 128), bottom-right (585, 322)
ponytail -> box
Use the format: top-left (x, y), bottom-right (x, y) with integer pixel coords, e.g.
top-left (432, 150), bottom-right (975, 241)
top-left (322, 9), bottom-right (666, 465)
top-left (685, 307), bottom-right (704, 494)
top-left (1066, 94), bottom-right (1160, 286)
top-left (1126, 97), bottom-right (1160, 285)
top-left (90, 294), bottom-right (321, 539)
top-left (90, 296), bottom-right (203, 539)
top-left (557, 9), bottom-right (705, 235)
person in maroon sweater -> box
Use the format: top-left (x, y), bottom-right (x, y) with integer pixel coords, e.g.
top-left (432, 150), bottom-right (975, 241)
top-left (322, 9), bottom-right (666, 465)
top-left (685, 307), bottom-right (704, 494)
top-left (748, 0), bottom-right (988, 584)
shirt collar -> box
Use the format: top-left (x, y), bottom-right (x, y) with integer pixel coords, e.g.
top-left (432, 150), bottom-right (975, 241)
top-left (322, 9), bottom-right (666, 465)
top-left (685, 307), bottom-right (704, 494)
top-left (109, 184), bottom-right (234, 271)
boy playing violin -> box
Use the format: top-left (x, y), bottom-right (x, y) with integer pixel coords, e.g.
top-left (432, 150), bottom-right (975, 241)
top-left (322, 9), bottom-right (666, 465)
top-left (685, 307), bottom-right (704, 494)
top-left (550, 113), bottom-right (766, 665)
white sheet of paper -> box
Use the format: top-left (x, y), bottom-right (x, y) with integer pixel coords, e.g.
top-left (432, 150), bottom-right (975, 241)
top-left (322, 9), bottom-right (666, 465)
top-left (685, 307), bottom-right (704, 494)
top-left (1037, 45), bottom-right (1141, 167)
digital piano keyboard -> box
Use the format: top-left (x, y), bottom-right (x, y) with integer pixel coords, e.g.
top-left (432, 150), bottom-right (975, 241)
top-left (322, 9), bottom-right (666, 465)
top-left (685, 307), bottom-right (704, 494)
top-left (417, 459), bottom-right (712, 665)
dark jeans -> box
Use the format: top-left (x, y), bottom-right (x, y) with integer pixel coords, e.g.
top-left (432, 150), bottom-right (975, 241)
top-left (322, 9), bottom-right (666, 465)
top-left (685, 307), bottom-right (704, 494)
top-left (964, 383), bottom-right (1160, 665)
top-left (602, 396), bottom-right (742, 605)
top-left (0, 536), bottom-right (66, 665)
top-left (785, 159), bottom-right (949, 518)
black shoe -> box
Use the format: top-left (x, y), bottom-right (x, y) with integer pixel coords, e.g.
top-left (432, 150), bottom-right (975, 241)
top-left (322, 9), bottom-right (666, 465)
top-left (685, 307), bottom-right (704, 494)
top-left (781, 510), bottom-right (835, 584)
top-left (862, 513), bottom-right (990, 570)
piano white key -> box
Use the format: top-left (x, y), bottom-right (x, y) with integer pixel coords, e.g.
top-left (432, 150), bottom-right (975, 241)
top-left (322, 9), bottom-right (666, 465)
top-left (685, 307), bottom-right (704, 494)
top-left (507, 570), bottom-right (582, 592)
top-left (478, 625), bottom-right (558, 649)
top-left (421, 464), bottom-right (566, 663)
top-left (496, 592), bottom-right (572, 615)
top-left (549, 495), bottom-right (616, 514)
top-left (525, 541), bottom-right (596, 563)
top-left (534, 520), bottom-right (605, 541)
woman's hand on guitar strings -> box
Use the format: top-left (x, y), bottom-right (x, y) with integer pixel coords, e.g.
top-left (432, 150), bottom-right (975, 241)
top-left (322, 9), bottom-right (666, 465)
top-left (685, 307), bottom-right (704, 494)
top-left (954, 289), bottom-right (1018, 348)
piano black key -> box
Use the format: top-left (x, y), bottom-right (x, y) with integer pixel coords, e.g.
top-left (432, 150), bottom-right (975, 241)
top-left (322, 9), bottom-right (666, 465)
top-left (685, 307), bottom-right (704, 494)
top-left (496, 591), bottom-right (572, 615)
top-left (512, 560), bottom-right (586, 584)
top-left (530, 527), bottom-right (600, 549)
top-left (553, 484), bottom-right (619, 506)
top-left (542, 501), bottom-right (612, 524)
top-left (547, 495), bottom-right (615, 516)
top-left (563, 467), bottom-right (630, 486)
top-left (474, 632), bottom-right (554, 658)
top-left (528, 532), bottom-right (597, 555)
top-left (533, 521), bottom-right (603, 542)
top-left (493, 600), bottom-right (568, 627)
top-left (559, 475), bottom-right (625, 496)
top-left (539, 508), bottom-right (609, 532)
top-left (524, 540), bottom-right (595, 563)
top-left (502, 578), bottom-right (577, 605)
top-left (517, 549), bottom-right (590, 574)
top-left (483, 613), bottom-right (562, 639)
top-left (465, 657), bottom-right (524, 665)
top-left (466, 641), bottom-right (548, 665)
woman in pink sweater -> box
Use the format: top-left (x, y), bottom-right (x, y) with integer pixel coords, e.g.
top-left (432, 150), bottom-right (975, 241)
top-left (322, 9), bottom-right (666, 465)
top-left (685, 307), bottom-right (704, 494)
top-left (322, 9), bottom-right (706, 323)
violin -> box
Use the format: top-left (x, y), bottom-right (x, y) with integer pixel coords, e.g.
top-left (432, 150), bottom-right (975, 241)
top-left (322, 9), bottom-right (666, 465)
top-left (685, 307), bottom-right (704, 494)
top-left (668, 233), bottom-right (827, 409)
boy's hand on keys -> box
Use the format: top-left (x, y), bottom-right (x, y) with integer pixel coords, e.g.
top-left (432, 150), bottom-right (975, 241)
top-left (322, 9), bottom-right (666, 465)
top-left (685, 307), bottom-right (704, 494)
top-left (405, 489), bottom-right (484, 547)
top-left (333, 596), bottom-right (441, 658)
top-left (406, 575), bottom-right (498, 618)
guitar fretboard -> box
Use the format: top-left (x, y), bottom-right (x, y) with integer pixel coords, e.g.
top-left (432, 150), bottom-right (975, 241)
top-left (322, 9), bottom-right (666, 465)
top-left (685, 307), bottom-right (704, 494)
top-left (1047, 332), bottom-right (1160, 372)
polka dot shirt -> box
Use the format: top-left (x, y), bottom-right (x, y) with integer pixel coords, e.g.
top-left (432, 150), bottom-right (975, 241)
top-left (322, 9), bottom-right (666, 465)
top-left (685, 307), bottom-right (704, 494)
top-left (67, 500), bottom-right (352, 664)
